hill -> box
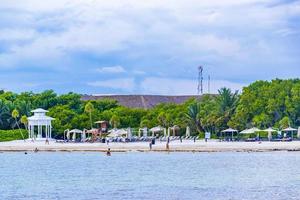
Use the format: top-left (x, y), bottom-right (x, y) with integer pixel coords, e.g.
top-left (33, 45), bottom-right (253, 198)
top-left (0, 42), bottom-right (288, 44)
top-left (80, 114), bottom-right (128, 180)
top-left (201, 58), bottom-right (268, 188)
top-left (81, 95), bottom-right (200, 109)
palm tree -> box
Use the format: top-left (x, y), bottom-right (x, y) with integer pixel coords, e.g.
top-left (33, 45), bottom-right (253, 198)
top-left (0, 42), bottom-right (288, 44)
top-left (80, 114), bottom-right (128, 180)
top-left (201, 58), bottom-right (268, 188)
top-left (217, 88), bottom-right (239, 113)
top-left (84, 102), bottom-right (94, 129)
top-left (11, 109), bottom-right (25, 141)
top-left (110, 115), bottom-right (120, 129)
top-left (21, 115), bottom-right (28, 130)
top-left (185, 102), bottom-right (204, 133)
top-left (216, 87), bottom-right (239, 128)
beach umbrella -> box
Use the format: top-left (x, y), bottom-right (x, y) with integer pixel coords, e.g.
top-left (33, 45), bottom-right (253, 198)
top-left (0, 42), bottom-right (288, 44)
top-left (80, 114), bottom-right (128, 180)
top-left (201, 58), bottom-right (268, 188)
top-left (283, 127), bottom-right (297, 132)
top-left (127, 128), bottom-right (132, 138)
top-left (221, 128), bottom-right (238, 140)
top-left (186, 126), bottom-right (190, 137)
top-left (263, 127), bottom-right (277, 141)
top-left (81, 130), bottom-right (86, 141)
top-left (283, 127), bottom-right (297, 139)
top-left (150, 126), bottom-right (164, 137)
top-left (66, 131), bottom-right (70, 140)
top-left (240, 127), bottom-right (261, 134)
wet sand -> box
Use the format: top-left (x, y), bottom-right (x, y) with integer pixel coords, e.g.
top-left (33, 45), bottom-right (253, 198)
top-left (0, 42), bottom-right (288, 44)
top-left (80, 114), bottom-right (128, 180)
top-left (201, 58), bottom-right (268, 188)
top-left (1, 140), bottom-right (300, 152)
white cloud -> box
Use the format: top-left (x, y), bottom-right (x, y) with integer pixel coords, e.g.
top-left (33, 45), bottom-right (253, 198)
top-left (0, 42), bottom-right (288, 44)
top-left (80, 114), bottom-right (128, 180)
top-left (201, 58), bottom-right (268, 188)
top-left (87, 78), bottom-right (135, 91)
top-left (96, 65), bottom-right (126, 73)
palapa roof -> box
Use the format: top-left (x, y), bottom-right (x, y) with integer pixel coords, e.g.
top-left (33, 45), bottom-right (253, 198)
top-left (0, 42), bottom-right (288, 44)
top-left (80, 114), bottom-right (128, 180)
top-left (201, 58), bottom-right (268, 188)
top-left (221, 128), bottom-right (238, 133)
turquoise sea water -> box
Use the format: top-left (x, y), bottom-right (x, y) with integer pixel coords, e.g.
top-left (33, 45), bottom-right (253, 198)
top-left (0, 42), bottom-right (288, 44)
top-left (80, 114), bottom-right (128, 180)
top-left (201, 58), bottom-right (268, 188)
top-left (1, 152), bottom-right (300, 200)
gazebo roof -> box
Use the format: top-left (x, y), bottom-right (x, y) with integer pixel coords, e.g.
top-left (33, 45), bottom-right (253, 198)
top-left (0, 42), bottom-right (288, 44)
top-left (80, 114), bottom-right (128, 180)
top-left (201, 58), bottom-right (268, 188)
top-left (31, 108), bottom-right (48, 113)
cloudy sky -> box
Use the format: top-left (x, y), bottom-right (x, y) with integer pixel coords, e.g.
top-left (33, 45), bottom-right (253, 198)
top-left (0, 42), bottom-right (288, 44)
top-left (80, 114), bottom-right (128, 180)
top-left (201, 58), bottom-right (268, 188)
top-left (0, 0), bottom-right (299, 95)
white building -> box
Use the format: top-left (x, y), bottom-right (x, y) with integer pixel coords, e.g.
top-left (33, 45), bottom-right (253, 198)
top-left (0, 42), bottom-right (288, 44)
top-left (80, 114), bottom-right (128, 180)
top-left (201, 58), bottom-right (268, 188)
top-left (28, 108), bottom-right (54, 141)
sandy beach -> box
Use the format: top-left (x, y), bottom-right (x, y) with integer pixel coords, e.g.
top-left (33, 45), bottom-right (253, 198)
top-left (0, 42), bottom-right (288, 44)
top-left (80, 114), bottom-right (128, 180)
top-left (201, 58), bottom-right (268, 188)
top-left (1, 140), bottom-right (300, 152)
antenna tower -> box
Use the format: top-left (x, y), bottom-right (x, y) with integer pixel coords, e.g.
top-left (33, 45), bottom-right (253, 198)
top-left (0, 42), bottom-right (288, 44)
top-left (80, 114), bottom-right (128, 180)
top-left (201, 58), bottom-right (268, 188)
top-left (197, 66), bottom-right (203, 95)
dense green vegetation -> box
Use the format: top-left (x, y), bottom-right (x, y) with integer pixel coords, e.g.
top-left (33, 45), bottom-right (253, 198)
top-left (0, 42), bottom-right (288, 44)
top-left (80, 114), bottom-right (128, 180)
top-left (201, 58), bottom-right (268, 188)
top-left (0, 79), bottom-right (300, 139)
top-left (0, 129), bottom-right (28, 142)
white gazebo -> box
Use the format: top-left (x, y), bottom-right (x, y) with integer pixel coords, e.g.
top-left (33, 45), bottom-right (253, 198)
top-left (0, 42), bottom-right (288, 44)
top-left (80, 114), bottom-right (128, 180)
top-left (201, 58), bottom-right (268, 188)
top-left (28, 108), bottom-right (54, 141)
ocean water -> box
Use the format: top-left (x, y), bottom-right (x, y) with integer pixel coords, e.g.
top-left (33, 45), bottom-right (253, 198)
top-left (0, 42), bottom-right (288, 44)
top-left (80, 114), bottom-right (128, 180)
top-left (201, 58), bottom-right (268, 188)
top-left (1, 152), bottom-right (300, 200)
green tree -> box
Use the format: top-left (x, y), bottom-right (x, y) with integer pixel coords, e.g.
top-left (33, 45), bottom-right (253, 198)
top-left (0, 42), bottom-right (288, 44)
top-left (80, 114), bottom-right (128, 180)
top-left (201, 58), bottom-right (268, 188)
top-left (84, 102), bottom-right (94, 129)
top-left (21, 115), bottom-right (28, 130)
top-left (11, 109), bottom-right (25, 141)
top-left (110, 115), bottom-right (120, 128)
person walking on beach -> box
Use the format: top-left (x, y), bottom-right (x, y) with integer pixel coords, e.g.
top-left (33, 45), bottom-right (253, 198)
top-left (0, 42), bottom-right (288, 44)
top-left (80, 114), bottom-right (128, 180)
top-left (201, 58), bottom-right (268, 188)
top-left (180, 136), bottom-right (182, 143)
top-left (34, 148), bottom-right (39, 153)
top-left (45, 138), bottom-right (49, 145)
top-left (194, 137), bottom-right (196, 143)
top-left (149, 141), bottom-right (152, 151)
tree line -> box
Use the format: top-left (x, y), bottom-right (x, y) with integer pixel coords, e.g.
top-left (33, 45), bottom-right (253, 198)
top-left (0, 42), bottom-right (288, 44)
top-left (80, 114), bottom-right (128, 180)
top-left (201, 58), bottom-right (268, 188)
top-left (0, 79), bottom-right (299, 138)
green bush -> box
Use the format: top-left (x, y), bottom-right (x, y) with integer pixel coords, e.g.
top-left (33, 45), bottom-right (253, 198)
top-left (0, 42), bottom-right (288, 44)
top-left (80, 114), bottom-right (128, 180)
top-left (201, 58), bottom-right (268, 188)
top-left (0, 129), bottom-right (28, 142)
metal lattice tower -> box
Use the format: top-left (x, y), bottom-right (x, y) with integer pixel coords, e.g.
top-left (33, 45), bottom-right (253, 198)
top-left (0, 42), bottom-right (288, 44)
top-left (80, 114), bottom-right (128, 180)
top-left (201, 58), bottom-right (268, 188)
top-left (197, 66), bottom-right (203, 95)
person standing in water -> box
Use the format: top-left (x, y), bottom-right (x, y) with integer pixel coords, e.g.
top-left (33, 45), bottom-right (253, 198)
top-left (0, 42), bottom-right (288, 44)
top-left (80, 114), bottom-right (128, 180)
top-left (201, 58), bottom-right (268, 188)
top-left (106, 148), bottom-right (111, 156)
top-left (166, 141), bottom-right (169, 151)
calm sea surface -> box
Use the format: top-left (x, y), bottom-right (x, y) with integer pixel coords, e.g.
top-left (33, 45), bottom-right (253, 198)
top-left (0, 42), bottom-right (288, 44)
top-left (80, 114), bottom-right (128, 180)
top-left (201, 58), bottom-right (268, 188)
top-left (1, 152), bottom-right (300, 200)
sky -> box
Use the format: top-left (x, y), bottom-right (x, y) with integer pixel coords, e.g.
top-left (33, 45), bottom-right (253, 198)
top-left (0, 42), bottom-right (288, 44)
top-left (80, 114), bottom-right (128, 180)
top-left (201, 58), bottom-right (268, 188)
top-left (0, 0), bottom-right (299, 95)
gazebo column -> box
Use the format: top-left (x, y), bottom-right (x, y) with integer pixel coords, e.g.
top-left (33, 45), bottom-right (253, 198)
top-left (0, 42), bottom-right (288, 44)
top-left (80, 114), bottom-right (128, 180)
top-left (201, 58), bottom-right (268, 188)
top-left (45, 125), bottom-right (48, 139)
top-left (50, 126), bottom-right (52, 138)
top-left (28, 125), bottom-right (31, 139)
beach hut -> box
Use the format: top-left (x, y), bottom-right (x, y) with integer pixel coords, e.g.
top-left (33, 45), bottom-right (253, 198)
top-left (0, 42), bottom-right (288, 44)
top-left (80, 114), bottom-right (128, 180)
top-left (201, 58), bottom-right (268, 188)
top-left (150, 126), bottom-right (165, 137)
top-left (263, 127), bottom-right (277, 141)
top-left (282, 127), bottom-right (297, 139)
top-left (170, 125), bottom-right (180, 137)
top-left (107, 129), bottom-right (127, 138)
top-left (70, 129), bottom-right (83, 141)
top-left (221, 128), bottom-right (238, 141)
top-left (138, 127), bottom-right (148, 137)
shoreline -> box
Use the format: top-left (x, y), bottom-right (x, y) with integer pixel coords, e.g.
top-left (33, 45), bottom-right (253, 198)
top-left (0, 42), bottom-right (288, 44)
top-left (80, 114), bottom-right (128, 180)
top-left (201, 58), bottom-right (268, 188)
top-left (1, 140), bottom-right (300, 153)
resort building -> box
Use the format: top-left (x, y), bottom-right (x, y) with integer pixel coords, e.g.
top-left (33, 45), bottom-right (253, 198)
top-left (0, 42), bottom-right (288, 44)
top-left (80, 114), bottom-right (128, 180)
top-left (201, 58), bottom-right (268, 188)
top-left (27, 108), bottom-right (54, 141)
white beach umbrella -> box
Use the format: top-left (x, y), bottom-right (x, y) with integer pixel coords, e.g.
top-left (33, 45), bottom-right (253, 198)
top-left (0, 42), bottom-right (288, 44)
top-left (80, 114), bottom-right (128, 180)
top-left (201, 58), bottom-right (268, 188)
top-left (240, 127), bottom-right (261, 134)
top-left (127, 128), bottom-right (132, 138)
top-left (81, 131), bottom-right (86, 141)
top-left (283, 127), bottom-right (297, 132)
top-left (263, 127), bottom-right (277, 141)
top-left (66, 131), bottom-right (70, 140)
top-left (263, 127), bottom-right (277, 132)
top-left (221, 128), bottom-right (238, 133)
top-left (186, 126), bottom-right (190, 137)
